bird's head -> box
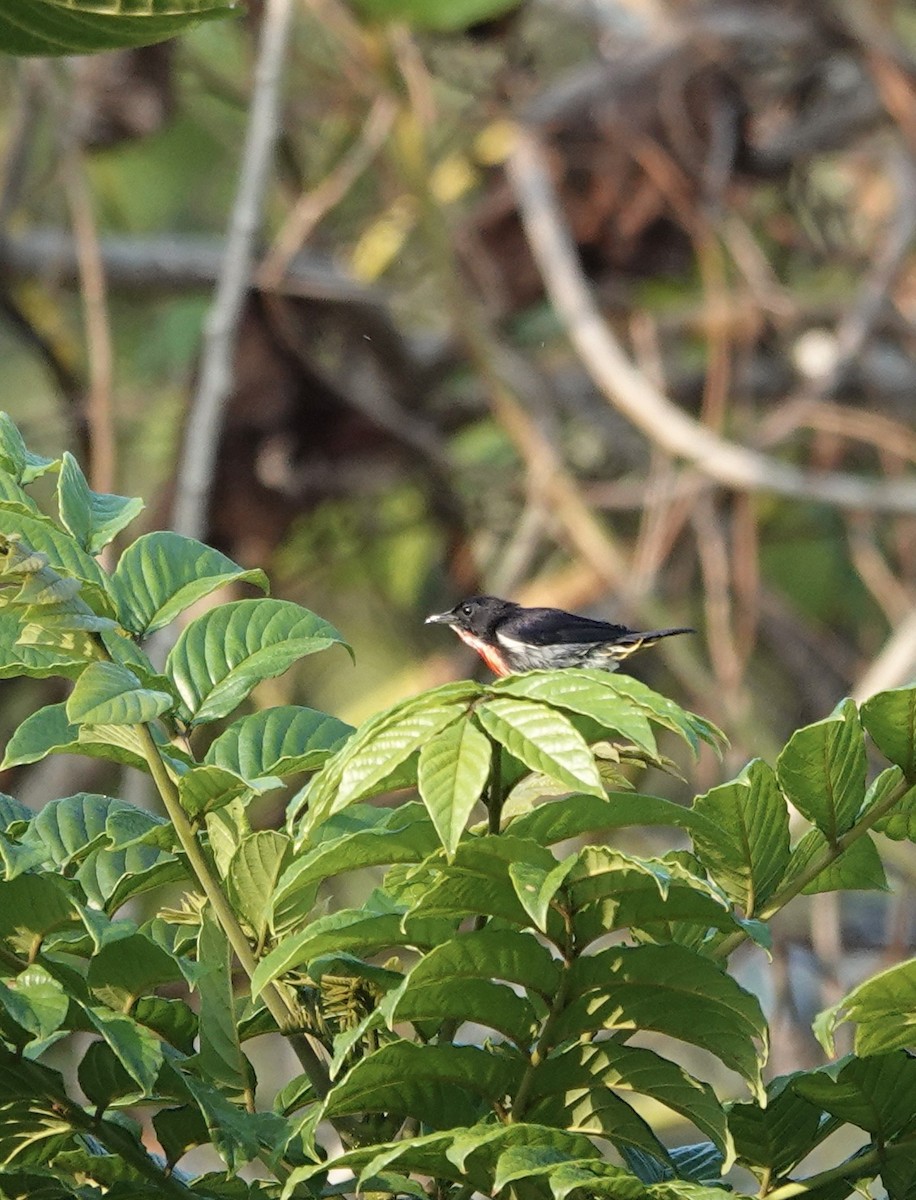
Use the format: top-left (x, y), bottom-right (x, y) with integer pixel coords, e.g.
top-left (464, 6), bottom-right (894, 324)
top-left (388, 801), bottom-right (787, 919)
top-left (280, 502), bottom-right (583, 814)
top-left (425, 594), bottom-right (517, 638)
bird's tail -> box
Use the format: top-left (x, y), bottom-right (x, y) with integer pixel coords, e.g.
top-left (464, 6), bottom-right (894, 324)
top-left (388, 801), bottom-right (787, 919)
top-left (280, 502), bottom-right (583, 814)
top-left (610, 626), bottom-right (694, 659)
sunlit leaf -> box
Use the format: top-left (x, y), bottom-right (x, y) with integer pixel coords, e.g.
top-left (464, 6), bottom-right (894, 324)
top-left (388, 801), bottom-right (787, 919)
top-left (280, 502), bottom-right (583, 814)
top-left (56, 453), bottom-right (143, 555)
top-left (418, 716), bottom-right (491, 857)
top-left (776, 700), bottom-right (866, 842)
top-left (66, 661), bottom-right (174, 726)
top-left (206, 705), bottom-right (352, 783)
top-left (475, 696), bottom-right (605, 797)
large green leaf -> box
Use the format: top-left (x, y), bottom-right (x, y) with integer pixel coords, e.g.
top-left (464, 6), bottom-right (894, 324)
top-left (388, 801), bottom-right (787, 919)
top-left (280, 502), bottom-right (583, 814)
top-left (322, 1042), bottom-right (522, 1128)
top-left (776, 700), bottom-right (867, 842)
top-left (166, 599), bottom-right (349, 725)
top-left (567, 848), bottom-right (738, 948)
top-left (527, 1041), bottom-right (732, 1162)
top-left (815, 957), bottom-right (916, 1056)
top-left (83, 1007), bottom-right (163, 1094)
top-left (0, 875), bottom-right (81, 956)
top-left (56, 453), bottom-right (143, 555)
top-left (691, 759), bottom-right (790, 916)
top-left (183, 1073), bottom-right (288, 1172)
top-left (492, 671), bottom-right (659, 754)
top-left (177, 764), bottom-right (254, 820)
top-left (475, 697), bottom-right (605, 798)
top-left (728, 1079), bottom-right (834, 1178)
top-left (558, 942), bottom-right (767, 1098)
top-left (77, 1040), bottom-right (144, 1111)
top-left (793, 1053), bottom-right (916, 1141)
top-left (382, 927), bottom-right (559, 1043)
top-left (226, 831), bottom-right (292, 946)
top-left (507, 792), bottom-right (697, 844)
top-left (87, 932), bottom-right (186, 1010)
top-left (860, 686), bottom-right (916, 779)
top-left (111, 532), bottom-right (268, 638)
top-left (75, 841), bottom-right (184, 913)
top-left (0, 0), bottom-right (237, 55)
top-left (66, 661), bottom-right (174, 726)
top-left (272, 804), bottom-right (439, 934)
top-left (778, 829), bottom-right (888, 896)
top-left (20, 792), bottom-right (135, 869)
top-left (0, 607), bottom-right (96, 680)
top-left (206, 705), bottom-right (352, 783)
top-left (318, 703), bottom-right (466, 820)
top-left (418, 716), bottom-right (491, 857)
top-left (2, 702), bottom-right (152, 772)
top-left (0, 505), bottom-right (112, 608)
top-left (0, 966), bottom-right (69, 1048)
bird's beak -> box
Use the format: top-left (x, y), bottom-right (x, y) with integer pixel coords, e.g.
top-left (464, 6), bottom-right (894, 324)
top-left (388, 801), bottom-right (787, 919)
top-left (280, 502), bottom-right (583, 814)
top-left (425, 610), bottom-right (455, 625)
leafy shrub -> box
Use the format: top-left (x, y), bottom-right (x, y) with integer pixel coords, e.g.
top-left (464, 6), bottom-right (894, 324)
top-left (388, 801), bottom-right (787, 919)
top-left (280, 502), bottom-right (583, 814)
top-left (0, 412), bottom-right (913, 1199)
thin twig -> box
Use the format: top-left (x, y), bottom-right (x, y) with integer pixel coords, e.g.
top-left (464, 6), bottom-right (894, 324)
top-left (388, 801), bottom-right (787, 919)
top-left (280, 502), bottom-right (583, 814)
top-left (171, 0), bottom-right (294, 540)
top-left (505, 127), bottom-right (916, 515)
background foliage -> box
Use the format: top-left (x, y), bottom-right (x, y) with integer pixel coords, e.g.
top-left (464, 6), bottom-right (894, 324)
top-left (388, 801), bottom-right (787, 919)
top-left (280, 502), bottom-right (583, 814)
top-left (0, 0), bottom-right (915, 1195)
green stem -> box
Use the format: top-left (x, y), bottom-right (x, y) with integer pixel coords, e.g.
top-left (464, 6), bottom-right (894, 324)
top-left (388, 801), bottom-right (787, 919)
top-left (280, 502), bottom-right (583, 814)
top-left (511, 892), bottom-right (574, 1123)
top-left (765, 1135), bottom-right (916, 1200)
top-left (713, 776), bottom-right (913, 961)
top-left (135, 723), bottom-right (331, 1099)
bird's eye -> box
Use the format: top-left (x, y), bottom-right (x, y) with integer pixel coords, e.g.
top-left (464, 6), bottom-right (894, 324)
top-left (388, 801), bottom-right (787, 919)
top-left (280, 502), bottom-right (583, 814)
top-left (462, 605), bottom-right (473, 616)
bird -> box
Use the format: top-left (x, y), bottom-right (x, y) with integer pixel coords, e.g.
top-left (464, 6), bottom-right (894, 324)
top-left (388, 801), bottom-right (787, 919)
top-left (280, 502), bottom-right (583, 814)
top-left (425, 594), bottom-right (693, 677)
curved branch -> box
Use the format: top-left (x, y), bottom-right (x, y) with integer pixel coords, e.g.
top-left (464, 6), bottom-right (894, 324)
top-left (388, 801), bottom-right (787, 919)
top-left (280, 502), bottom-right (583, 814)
top-left (506, 128), bottom-right (916, 515)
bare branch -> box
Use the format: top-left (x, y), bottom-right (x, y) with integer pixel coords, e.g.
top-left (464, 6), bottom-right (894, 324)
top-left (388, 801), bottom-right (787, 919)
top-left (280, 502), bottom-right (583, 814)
top-left (506, 127), bottom-right (916, 515)
top-left (171, 0), bottom-right (294, 540)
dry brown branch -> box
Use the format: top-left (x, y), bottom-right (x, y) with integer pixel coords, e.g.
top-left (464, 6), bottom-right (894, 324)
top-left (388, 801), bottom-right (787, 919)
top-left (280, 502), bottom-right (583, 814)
top-left (506, 127), bottom-right (916, 514)
top-left (171, 0), bottom-right (294, 540)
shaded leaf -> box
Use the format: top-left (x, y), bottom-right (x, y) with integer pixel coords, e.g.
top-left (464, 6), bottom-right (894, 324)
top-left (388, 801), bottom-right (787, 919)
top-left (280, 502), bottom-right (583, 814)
top-left (778, 829), bottom-right (888, 896)
top-left (87, 932), bottom-right (186, 1009)
top-left (226, 831), bottom-right (292, 945)
top-left (793, 1053), bottom-right (916, 1141)
top-left (84, 1007), bottom-right (163, 1094)
top-left (776, 701), bottom-right (866, 842)
top-left (815, 956), bottom-right (916, 1056)
top-left (2, 702), bottom-right (151, 772)
top-left (691, 759), bottom-right (790, 917)
top-left (507, 791), bottom-right (698, 845)
top-left (195, 913), bottom-right (253, 1095)
top-left (860, 686), bottom-right (916, 779)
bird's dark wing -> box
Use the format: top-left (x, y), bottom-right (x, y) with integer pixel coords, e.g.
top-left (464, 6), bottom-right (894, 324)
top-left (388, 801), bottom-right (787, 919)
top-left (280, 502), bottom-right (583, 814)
top-left (496, 607), bottom-right (632, 647)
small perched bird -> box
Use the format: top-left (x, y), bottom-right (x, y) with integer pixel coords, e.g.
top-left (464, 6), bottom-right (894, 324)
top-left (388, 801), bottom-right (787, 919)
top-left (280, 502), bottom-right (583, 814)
top-left (426, 594), bottom-right (693, 677)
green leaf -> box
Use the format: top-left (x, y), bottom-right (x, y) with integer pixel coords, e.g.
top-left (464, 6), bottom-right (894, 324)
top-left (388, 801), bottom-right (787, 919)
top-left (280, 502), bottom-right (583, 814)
top-left (418, 716), bottom-right (491, 857)
top-left (492, 671), bottom-right (659, 754)
top-left (19, 791), bottom-right (134, 868)
top-left (2, 702), bottom-right (149, 772)
top-left (0, 966), bottom-right (69, 1047)
top-left (777, 829), bottom-right (888, 896)
top-left (56, 453), bottom-right (143, 555)
top-left (205, 705), bottom-right (352, 783)
top-left (816, 956), bottom-right (916, 1056)
top-left (66, 661), bottom-right (174, 726)
top-left (133, 995), bottom-right (197, 1054)
top-left (691, 759), bottom-right (790, 916)
top-left (166, 599), bottom-right (349, 725)
top-left (178, 764), bottom-right (253, 820)
top-left (0, 413), bottom-right (58, 482)
top-left (568, 848), bottom-right (738, 949)
top-left (776, 700), bottom-right (867, 842)
top-left (87, 932), bottom-right (186, 1009)
top-left (323, 1042), bottom-right (522, 1128)
top-left (382, 928), bottom-right (559, 1044)
top-left (506, 791), bottom-right (697, 844)
top-left (182, 1072), bottom-right (287, 1172)
top-left (78, 1040), bottom-right (144, 1111)
top-left (76, 841), bottom-right (183, 913)
top-left (0, 793), bottom-right (31, 831)
top-left (84, 1007), bottom-right (163, 1094)
top-left (728, 1080), bottom-right (833, 1178)
top-left (527, 1041), bottom-right (732, 1163)
top-left (315, 703), bottom-right (466, 823)
top-left (350, 0), bottom-right (520, 34)
top-left (272, 803), bottom-right (439, 934)
top-left (0, 607), bottom-right (95, 680)
top-left (111, 531), bottom-right (269, 638)
top-left (0, 0), bottom-right (237, 56)
top-left (226, 831), bottom-right (292, 945)
top-left (793, 1053), bottom-right (916, 1140)
top-left (475, 696), bottom-right (605, 797)
top-left (0, 505), bottom-right (112, 608)
top-left (195, 912), bottom-right (253, 1095)
top-left (0, 874), bottom-right (80, 956)
top-left (509, 854), bottom-right (576, 932)
top-left (558, 942), bottom-right (768, 1099)
top-left (860, 686), bottom-right (916, 778)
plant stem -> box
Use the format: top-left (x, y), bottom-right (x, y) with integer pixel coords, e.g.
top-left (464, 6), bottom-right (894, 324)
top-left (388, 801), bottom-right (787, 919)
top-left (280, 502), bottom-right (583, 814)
top-left (714, 775), bottom-right (913, 960)
top-left (765, 1136), bottom-right (916, 1200)
top-left (135, 723), bottom-right (331, 1099)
